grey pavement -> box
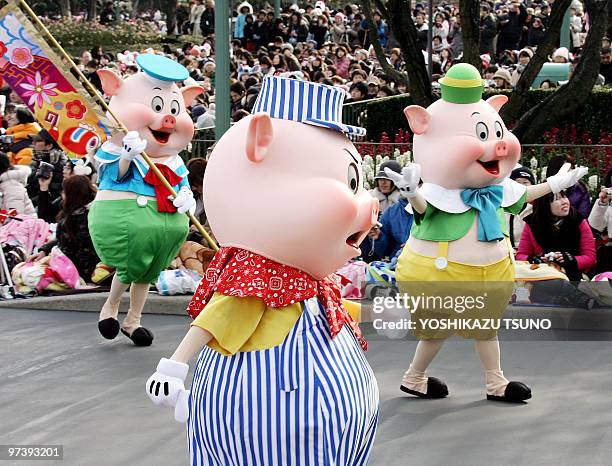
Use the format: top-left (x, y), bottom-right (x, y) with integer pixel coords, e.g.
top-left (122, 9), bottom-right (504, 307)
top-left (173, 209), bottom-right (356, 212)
top-left (0, 308), bottom-right (611, 466)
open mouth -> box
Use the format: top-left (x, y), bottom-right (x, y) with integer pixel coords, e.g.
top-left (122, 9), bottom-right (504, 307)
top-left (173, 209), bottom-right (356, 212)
top-left (148, 127), bottom-right (172, 144)
top-left (477, 160), bottom-right (500, 176)
top-left (346, 230), bottom-right (368, 251)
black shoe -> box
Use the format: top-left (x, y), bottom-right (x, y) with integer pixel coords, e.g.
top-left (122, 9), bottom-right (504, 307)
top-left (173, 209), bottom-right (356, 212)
top-left (121, 327), bottom-right (154, 346)
top-left (487, 381), bottom-right (532, 403)
top-left (400, 376), bottom-right (448, 399)
top-left (98, 318), bottom-right (120, 339)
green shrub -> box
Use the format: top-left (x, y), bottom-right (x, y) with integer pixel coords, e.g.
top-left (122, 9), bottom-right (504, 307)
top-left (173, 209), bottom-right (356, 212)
top-left (363, 88), bottom-right (612, 143)
top-left (46, 18), bottom-right (164, 55)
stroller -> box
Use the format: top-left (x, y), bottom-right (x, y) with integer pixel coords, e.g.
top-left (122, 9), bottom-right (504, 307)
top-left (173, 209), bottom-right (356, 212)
top-left (0, 208), bottom-right (29, 299)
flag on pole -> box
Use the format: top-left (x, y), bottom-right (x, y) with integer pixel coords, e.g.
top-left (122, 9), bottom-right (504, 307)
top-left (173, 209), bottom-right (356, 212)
top-left (0, 3), bottom-right (115, 157)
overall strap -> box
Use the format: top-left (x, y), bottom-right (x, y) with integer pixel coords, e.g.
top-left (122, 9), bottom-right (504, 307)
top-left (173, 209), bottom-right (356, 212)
top-left (435, 241), bottom-right (449, 270)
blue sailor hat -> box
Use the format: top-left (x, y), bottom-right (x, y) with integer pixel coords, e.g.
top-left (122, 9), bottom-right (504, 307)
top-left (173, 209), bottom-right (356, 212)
top-left (252, 76), bottom-right (366, 137)
top-left (135, 53), bottom-right (189, 83)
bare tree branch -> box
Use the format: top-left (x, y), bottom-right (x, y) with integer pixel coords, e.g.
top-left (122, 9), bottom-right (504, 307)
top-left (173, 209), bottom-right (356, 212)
top-left (362, 0), bottom-right (409, 87)
top-left (372, 0), bottom-right (390, 20)
top-left (511, 0), bottom-right (609, 143)
top-left (501, 0), bottom-right (573, 124)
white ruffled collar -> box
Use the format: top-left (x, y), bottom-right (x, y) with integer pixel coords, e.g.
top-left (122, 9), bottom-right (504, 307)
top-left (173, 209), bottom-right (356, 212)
top-left (99, 141), bottom-right (185, 178)
top-left (419, 178), bottom-right (527, 214)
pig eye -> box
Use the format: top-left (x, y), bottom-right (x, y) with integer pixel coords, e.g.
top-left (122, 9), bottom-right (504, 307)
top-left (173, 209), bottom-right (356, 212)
top-left (475, 122), bottom-right (489, 141)
top-left (170, 100), bottom-right (181, 115)
top-left (347, 163), bottom-right (360, 194)
top-left (151, 96), bottom-right (164, 113)
top-left (494, 121), bottom-right (503, 139)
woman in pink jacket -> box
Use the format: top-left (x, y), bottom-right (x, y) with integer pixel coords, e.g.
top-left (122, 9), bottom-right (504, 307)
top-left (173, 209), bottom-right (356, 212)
top-left (516, 190), bottom-right (596, 308)
top-left (517, 190), bottom-right (596, 280)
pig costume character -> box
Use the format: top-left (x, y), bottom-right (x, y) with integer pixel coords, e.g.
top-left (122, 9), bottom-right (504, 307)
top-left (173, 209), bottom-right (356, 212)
top-left (387, 64), bottom-right (588, 402)
top-left (145, 77), bottom-right (380, 465)
top-left (90, 54), bottom-right (202, 346)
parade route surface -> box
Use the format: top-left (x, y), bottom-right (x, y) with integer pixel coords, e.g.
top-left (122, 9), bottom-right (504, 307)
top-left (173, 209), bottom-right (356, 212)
top-left (1, 309), bottom-right (611, 466)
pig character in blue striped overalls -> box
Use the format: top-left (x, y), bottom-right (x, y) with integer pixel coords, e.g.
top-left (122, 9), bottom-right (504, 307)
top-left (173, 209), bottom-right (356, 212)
top-left (145, 76), bottom-right (380, 465)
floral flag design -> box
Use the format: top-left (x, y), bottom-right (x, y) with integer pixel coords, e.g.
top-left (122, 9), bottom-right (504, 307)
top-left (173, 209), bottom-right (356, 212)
top-left (0, 3), bottom-right (115, 157)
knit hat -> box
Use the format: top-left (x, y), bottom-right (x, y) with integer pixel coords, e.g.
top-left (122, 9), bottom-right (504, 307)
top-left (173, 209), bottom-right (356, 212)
top-left (374, 160), bottom-right (402, 181)
top-left (519, 48), bottom-right (534, 59)
top-left (510, 166), bottom-right (536, 185)
top-left (438, 63), bottom-right (485, 104)
top-left (492, 68), bottom-right (512, 85)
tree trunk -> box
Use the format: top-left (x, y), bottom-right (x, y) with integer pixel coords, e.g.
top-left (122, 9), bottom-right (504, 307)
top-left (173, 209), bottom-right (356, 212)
top-left (87, 0), bottom-right (97, 21)
top-left (501, 0), bottom-right (573, 125)
top-left (164, 0), bottom-right (178, 35)
top-left (362, 0), bottom-right (409, 87)
top-left (459, 0), bottom-right (481, 71)
top-left (512, 0), bottom-right (609, 143)
top-left (58, 0), bottom-right (71, 17)
top-left (366, 0), bottom-right (432, 107)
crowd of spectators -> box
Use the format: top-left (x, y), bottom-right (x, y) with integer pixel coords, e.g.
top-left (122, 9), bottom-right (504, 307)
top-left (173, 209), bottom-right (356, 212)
top-left (0, 1), bottom-right (611, 296)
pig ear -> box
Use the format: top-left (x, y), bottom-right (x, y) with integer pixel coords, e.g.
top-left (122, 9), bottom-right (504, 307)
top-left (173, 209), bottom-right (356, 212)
top-left (403, 105), bottom-right (430, 135)
top-left (181, 85), bottom-right (204, 108)
top-left (97, 69), bottom-right (123, 97)
top-left (246, 113), bottom-right (274, 163)
top-left (486, 94), bottom-right (508, 113)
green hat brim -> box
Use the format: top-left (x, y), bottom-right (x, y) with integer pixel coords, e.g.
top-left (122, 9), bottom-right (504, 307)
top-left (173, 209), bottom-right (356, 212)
top-left (440, 83), bottom-right (484, 104)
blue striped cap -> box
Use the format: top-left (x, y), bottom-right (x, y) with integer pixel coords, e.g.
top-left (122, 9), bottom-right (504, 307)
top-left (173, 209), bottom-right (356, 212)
top-left (252, 76), bottom-right (366, 137)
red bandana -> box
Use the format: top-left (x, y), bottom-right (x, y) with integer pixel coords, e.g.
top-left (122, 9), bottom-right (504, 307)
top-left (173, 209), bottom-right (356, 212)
top-left (143, 164), bottom-right (184, 213)
top-left (187, 247), bottom-right (367, 351)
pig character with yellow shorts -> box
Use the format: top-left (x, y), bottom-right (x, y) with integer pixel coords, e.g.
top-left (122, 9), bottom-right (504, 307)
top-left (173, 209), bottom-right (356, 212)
top-left (386, 64), bottom-right (589, 402)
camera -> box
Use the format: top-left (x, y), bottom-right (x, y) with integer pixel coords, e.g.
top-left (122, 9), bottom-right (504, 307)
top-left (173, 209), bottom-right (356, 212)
top-left (36, 161), bottom-right (54, 179)
top-left (0, 134), bottom-right (14, 151)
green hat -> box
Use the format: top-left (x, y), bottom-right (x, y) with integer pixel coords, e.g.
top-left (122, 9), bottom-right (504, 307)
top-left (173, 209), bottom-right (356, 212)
top-left (439, 63), bottom-right (485, 104)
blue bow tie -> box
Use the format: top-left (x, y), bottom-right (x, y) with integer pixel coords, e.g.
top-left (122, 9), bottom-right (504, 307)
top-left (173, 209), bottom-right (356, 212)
top-left (460, 185), bottom-right (504, 242)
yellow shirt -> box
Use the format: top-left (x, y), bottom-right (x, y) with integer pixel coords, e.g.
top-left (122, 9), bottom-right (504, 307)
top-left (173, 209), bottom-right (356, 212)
top-left (191, 292), bottom-right (362, 355)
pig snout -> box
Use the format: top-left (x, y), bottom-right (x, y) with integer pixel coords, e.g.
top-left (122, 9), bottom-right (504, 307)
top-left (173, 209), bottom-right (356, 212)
top-left (161, 114), bottom-right (176, 130)
top-left (494, 140), bottom-right (508, 157)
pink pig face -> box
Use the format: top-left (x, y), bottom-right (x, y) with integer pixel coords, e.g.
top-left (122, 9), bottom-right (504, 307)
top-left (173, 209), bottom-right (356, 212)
top-left (204, 115), bottom-right (379, 279)
top-left (97, 69), bottom-right (203, 157)
top-left (406, 95), bottom-right (521, 189)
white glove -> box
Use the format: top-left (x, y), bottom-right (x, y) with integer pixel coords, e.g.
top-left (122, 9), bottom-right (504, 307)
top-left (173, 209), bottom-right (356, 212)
top-left (384, 163), bottom-right (421, 198)
top-left (171, 186), bottom-right (196, 215)
top-left (546, 163), bottom-right (589, 194)
top-left (146, 358), bottom-right (189, 415)
top-left (120, 131), bottom-right (147, 161)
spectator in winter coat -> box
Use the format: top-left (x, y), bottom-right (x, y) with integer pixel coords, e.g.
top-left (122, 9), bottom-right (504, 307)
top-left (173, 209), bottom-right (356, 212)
top-left (546, 156), bottom-right (591, 219)
top-left (369, 197), bottom-right (414, 260)
top-left (517, 191), bottom-right (596, 281)
top-left (448, 16), bottom-right (464, 58)
top-left (35, 175), bottom-right (99, 281)
top-left (200, 0), bottom-right (215, 37)
top-left (6, 108), bottom-right (40, 166)
top-left (234, 2), bottom-right (253, 40)
top-left (0, 152), bottom-right (36, 216)
top-left (479, 5), bottom-right (497, 56)
top-left (369, 161), bottom-right (402, 214)
top-left (496, 2), bottom-right (527, 57)
top-left (588, 178), bottom-right (612, 273)
top-left (507, 166), bottom-right (535, 248)
top-left (527, 16), bottom-right (546, 47)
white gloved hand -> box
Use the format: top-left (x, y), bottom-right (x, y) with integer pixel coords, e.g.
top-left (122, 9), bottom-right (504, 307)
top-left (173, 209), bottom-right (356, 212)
top-left (546, 163), bottom-right (589, 194)
top-left (120, 131), bottom-right (147, 161)
top-left (146, 358), bottom-right (189, 410)
top-left (171, 186), bottom-right (196, 215)
top-left (384, 163), bottom-right (421, 198)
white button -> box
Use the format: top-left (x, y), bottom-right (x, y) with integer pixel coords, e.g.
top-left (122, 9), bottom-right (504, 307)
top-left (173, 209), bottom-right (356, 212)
top-left (434, 257), bottom-right (448, 270)
top-left (136, 196), bottom-right (148, 207)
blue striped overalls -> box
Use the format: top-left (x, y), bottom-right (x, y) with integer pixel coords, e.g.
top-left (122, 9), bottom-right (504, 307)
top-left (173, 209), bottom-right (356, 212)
top-left (187, 297), bottom-right (380, 465)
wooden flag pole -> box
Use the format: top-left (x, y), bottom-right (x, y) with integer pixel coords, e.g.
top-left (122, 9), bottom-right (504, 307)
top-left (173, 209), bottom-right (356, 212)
top-left (16, 0), bottom-right (218, 251)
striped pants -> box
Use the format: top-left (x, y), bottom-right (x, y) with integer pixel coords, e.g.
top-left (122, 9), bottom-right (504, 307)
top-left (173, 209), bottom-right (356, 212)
top-left (187, 297), bottom-right (380, 465)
